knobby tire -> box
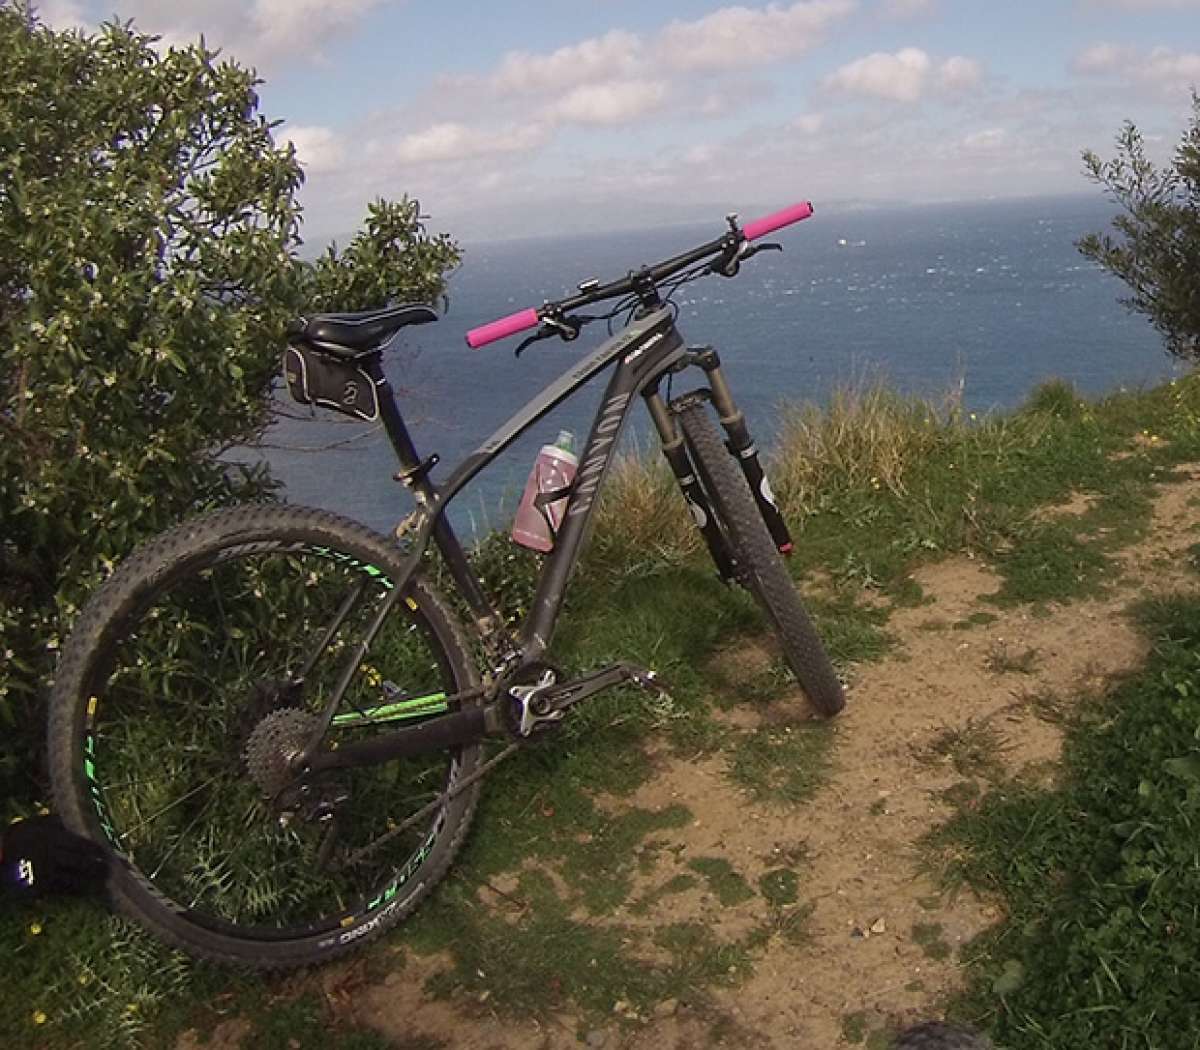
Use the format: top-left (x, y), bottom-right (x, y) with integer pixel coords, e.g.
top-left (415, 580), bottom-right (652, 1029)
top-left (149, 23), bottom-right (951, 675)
top-left (677, 403), bottom-right (845, 716)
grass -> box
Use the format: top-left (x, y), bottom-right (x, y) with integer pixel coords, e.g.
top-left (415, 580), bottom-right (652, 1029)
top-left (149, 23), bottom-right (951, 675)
top-left (911, 921), bottom-right (953, 961)
top-left (924, 593), bottom-right (1200, 1048)
top-left (984, 642), bottom-right (1041, 676)
top-left (773, 375), bottom-right (1200, 608)
top-left (918, 719), bottom-right (1011, 782)
top-left (686, 856), bottom-right (755, 907)
top-left (726, 719), bottom-right (835, 804)
top-left (757, 867), bottom-right (800, 907)
top-left (15, 370), bottom-right (1200, 1046)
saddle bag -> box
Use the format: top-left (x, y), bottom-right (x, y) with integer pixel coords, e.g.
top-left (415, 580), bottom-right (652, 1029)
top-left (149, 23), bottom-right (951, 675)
top-left (282, 344), bottom-right (380, 422)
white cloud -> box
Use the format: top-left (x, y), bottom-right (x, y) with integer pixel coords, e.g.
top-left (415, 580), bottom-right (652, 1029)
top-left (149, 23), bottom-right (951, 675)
top-left (492, 29), bottom-right (642, 94)
top-left (939, 55), bottom-right (983, 90)
top-left (694, 77), bottom-right (775, 117)
top-left (248, 0), bottom-right (383, 58)
top-left (880, 0), bottom-right (935, 17)
top-left (549, 80), bottom-right (668, 125)
top-left (658, 0), bottom-right (857, 73)
top-left (962, 127), bottom-right (1007, 151)
top-left (286, 125), bottom-right (344, 174)
top-left (94, 0), bottom-right (391, 67)
top-left (38, 0), bottom-right (90, 31)
top-left (1072, 42), bottom-right (1130, 73)
top-left (1082, 0), bottom-right (1200, 9)
top-left (683, 143), bottom-right (719, 166)
top-left (793, 112), bottom-right (826, 132)
top-left (474, 1), bottom-right (858, 89)
top-left (824, 47), bottom-right (931, 101)
top-left (386, 122), bottom-right (547, 165)
top-left (824, 48), bottom-right (982, 101)
top-left (1072, 42), bottom-right (1200, 94)
top-left (1143, 46), bottom-right (1200, 87)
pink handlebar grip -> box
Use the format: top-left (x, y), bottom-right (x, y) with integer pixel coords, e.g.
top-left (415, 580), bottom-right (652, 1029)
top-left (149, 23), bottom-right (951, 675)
top-left (466, 307), bottom-right (540, 349)
top-left (742, 201), bottom-right (814, 241)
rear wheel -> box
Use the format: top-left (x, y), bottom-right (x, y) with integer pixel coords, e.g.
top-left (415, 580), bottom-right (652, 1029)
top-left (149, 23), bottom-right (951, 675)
top-left (49, 505), bottom-right (483, 968)
top-left (677, 403), bottom-right (845, 716)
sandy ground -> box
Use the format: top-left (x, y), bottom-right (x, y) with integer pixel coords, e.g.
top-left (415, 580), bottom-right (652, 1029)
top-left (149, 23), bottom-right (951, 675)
top-left (179, 465), bottom-right (1200, 1050)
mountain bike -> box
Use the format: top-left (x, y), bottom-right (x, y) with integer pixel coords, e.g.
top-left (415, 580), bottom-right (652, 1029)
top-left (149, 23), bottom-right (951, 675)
top-left (48, 201), bottom-right (843, 968)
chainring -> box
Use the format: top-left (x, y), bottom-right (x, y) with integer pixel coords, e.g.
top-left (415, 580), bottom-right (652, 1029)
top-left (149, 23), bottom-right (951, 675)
top-left (499, 660), bottom-right (565, 742)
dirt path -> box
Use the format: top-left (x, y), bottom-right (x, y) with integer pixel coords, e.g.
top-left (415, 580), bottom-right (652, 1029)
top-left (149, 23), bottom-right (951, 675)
top-left (193, 466), bottom-right (1200, 1050)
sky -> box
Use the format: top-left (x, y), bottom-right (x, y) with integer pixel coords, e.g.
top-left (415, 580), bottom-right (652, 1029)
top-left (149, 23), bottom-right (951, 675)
top-left (38, 0), bottom-right (1200, 242)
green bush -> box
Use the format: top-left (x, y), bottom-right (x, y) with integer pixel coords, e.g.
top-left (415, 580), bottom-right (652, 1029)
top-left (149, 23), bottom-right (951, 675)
top-left (1021, 378), bottom-right (1085, 421)
top-left (1079, 94), bottom-right (1200, 362)
top-left (0, 9), bottom-right (459, 802)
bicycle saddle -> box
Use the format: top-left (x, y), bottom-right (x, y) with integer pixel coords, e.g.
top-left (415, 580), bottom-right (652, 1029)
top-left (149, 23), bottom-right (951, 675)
top-left (292, 303), bottom-right (438, 357)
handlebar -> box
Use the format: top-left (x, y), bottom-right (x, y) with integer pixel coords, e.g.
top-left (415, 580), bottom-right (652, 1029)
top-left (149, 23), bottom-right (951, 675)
top-left (743, 201), bottom-right (813, 241)
top-left (465, 308), bottom-right (540, 349)
top-left (464, 200), bottom-right (814, 349)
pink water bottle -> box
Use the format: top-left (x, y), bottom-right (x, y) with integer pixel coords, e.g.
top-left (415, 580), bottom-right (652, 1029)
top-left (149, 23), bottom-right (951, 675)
top-left (511, 430), bottom-right (578, 552)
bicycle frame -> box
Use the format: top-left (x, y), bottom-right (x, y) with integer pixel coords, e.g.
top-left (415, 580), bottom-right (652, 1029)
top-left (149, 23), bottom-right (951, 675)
top-left (366, 305), bottom-right (687, 660)
top-left (298, 307), bottom-right (691, 771)
top-left (300, 298), bottom-right (795, 776)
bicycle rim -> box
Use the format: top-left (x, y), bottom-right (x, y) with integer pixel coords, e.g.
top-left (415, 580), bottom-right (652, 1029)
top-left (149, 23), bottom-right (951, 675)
top-left (72, 529), bottom-right (475, 945)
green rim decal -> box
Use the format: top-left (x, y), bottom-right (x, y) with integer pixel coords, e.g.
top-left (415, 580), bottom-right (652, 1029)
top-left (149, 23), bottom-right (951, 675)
top-left (304, 545), bottom-right (394, 589)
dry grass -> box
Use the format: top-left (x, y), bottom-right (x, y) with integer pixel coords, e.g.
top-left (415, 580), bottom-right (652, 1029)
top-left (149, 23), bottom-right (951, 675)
top-left (584, 444), bottom-right (701, 574)
top-left (587, 377), bottom-right (977, 571)
top-left (771, 378), bottom-right (962, 514)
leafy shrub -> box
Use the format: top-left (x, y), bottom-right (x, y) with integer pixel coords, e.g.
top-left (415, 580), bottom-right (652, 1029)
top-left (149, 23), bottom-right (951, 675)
top-left (0, 9), bottom-right (459, 801)
top-left (1079, 94), bottom-right (1200, 362)
top-left (1021, 378), bottom-right (1084, 421)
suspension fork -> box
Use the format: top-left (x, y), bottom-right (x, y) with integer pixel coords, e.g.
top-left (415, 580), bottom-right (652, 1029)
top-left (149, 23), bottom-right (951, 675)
top-left (689, 346), bottom-right (794, 555)
top-left (643, 385), bottom-right (736, 580)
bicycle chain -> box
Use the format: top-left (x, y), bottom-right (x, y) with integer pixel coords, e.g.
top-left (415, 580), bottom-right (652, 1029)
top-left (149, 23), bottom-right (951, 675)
top-left (334, 740), bottom-right (521, 871)
top-left (326, 664), bottom-right (657, 870)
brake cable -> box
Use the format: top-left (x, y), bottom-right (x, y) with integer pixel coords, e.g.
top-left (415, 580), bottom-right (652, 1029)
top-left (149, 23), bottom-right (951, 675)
top-left (516, 236), bottom-right (782, 355)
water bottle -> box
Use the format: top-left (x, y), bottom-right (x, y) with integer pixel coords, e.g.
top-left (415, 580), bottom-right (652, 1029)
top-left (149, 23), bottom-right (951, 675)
top-left (511, 430), bottom-right (578, 552)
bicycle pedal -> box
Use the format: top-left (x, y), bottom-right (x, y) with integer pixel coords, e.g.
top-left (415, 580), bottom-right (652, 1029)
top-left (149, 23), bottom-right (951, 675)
top-left (622, 663), bottom-right (670, 696)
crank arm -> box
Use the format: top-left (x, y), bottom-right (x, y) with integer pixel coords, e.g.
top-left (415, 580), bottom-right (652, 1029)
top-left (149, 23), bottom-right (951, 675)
top-left (545, 662), bottom-right (665, 715)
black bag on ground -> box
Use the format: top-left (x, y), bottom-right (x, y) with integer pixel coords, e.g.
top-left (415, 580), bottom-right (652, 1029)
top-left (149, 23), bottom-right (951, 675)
top-left (282, 345), bottom-right (380, 422)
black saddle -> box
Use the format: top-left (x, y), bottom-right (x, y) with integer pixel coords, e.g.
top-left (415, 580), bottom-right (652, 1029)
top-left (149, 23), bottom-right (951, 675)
top-left (290, 303), bottom-right (438, 357)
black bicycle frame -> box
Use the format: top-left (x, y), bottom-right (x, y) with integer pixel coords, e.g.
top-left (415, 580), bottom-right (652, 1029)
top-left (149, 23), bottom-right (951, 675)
top-left (300, 308), bottom-right (687, 772)
top-left (301, 301), bottom-right (797, 775)
top-left (372, 305), bottom-right (686, 658)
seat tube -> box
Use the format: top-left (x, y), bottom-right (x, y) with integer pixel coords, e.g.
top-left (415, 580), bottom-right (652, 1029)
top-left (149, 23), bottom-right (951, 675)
top-left (693, 348), bottom-right (794, 554)
top-left (362, 356), bottom-right (497, 623)
top-left (643, 385), bottom-right (736, 580)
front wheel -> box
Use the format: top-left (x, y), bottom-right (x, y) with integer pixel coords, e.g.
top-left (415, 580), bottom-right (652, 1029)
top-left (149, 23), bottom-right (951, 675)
top-left (677, 403), bottom-right (845, 717)
top-left (48, 505), bottom-right (483, 968)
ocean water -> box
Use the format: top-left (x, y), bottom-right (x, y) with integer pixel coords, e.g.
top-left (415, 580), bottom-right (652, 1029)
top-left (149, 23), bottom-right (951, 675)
top-left (258, 194), bottom-right (1178, 537)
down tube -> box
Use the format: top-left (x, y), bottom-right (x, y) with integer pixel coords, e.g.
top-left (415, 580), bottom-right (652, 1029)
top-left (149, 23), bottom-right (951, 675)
top-left (519, 357), bottom-right (645, 660)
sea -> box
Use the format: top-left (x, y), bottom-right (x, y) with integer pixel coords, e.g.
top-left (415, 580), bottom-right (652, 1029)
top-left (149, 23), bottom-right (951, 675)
top-left (255, 194), bottom-right (1181, 539)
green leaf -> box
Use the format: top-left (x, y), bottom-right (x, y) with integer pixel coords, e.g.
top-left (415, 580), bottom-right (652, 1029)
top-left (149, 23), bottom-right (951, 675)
top-left (992, 959), bottom-right (1026, 996)
top-left (1163, 755), bottom-right (1200, 782)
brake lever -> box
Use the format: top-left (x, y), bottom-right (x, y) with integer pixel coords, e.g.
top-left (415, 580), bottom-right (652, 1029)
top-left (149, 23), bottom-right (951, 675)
top-left (514, 316), bottom-right (589, 357)
top-left (514, 329), bottom-right (552, 358)
top-left (712, 240), bottom-right (784, 279)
